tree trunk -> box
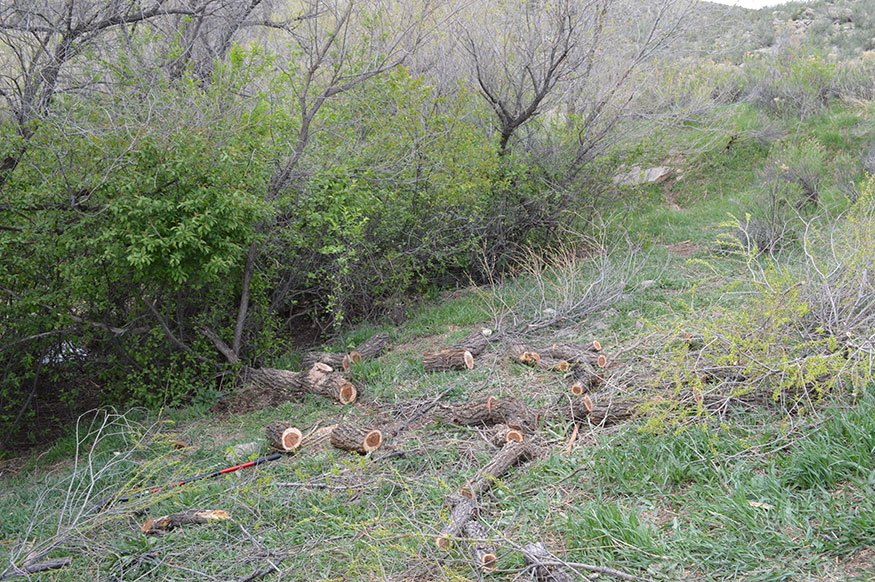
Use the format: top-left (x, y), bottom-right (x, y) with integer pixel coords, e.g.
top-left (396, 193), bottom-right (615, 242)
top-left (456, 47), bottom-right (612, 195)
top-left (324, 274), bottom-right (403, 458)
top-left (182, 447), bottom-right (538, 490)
top-left (141, 509), bottom-right (230, 535)
top-left (422, 349), bottom-right (474, 372)
top-left (330, 424), bottom-right (384, 454)
top-left (439, 395), bottom-right (539, 432)
top-left (265, 421), bottom-right (303, 452)
top-left (0, 558), bottom-right (72, 580)
top-left (459, 440), bottom-right (541, 500)
top-left (245, 363), bottom-right (357, 404)
top-left (522, 542), bottom-right (574, 582)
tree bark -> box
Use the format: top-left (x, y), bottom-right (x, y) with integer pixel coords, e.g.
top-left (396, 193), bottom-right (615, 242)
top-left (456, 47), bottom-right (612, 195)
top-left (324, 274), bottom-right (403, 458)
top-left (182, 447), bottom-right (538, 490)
top-left (488, 423), bottom-right (525, 448)
top-left (301, 351), bottom-right (351, 373)
top-left (436, 493), bottom-right (478, 549)
top-left (507, 344), bottom-right (570, 372)
top-left (422, 349), bottom-right (474, 372)
top-left (302, 332), bottom-right (391, 372)
top-left (349, 332), bottom-right (391, 362)
top-left (448, 328), bottom-right (493, 357)
top-left (464, 519), bottom-right (497, 571)
top-left (439, 395), bottom-right (539, 432)
top-left (459, 440), bottom-right (541, 500)
top-left (265, 421), bottom-right (303, 452)
top-left (245, 363), bottom-right (357, 404)
top-left (330, 424), bottom-right (383, 454)
top-left (522, 542), bottom-right (574, 582)
top-left (141, 509), bottom-right (230, 535)
top-left (548, 342), bottom-right (607, 368)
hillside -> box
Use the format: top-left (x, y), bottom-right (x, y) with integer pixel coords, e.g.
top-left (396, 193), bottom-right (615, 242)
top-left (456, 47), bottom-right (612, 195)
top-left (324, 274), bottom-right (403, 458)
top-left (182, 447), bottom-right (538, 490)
top-left (2, 0), bottom-right (875, 580)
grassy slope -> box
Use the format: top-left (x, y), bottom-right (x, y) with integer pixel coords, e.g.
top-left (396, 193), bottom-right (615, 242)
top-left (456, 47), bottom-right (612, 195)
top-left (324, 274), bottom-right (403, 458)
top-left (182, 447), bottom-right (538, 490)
top-left (2, 104), bottom-right (875, 582)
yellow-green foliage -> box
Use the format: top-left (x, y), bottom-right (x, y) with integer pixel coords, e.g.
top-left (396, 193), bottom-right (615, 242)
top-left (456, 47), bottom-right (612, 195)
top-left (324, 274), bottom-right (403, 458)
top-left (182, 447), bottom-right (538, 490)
top-left (650, 190), bottom-right (875, 426)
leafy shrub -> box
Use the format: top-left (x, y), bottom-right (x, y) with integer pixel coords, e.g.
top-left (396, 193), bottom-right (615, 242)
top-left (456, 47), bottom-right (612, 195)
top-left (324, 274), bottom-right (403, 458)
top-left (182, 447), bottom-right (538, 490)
top-left (743, 48), bottom-right (838, 118)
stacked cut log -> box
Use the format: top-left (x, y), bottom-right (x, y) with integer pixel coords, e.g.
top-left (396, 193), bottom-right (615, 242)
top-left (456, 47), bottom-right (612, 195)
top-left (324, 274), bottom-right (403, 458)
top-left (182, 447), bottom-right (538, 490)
top-left (422, 328), bottom-right (492, 372)
top-left (330, 424), bottom-right (384, 455)
top-left (141, 509), bottom-right (230, 535)
top-left (548, 342), bottom-right (607, 393)
top-left (302, 332), bottom-right (391, 373)
top-left (245, 363), bottom-right (357, 404)
top-left (438, 395), bottom-right (539, 433)
top-left (265, 421), bottom-right (303, 452)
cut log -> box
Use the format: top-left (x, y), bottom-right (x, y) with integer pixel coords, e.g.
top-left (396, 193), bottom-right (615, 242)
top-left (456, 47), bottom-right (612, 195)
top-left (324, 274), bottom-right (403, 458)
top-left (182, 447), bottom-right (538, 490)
top-left (436, 493), bottom-right (477, 549)
top-left (459, 440), bottom-right (541, 500)
top-left (564, 396), bottom-right (640, 426)
top-left (522, 542), bottom-right (574, 582)
top-left (448, 328), bottom-right (493, 357)
top-left (245, 364), bottom-right (357, 404)
top-left (330, 424), bottom-right (384, 454)
top-left (265, 421), bottom-right (303, 452)
top-left (301, 351), bottom-right (350, 373)
top-left (488, 423), bottom-right (525, 448)
top-left (549, 343), bottom-right (607, 368)
top-left (422, 349), bottom-right (474, 372)
top-left (349, 332), bottom-right (391, 362)
top-left (464, 519), bottom-right (497, 571)
top-left (439, 395), bottom-right (539, 432)
top-left (141, 509), bottom-right (230, 535)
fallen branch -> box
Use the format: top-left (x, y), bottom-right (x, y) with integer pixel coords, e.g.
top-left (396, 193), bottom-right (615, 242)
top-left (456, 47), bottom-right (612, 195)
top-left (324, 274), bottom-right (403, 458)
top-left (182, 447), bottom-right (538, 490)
top-left (436, 493), bottom-right (478, 549)
top-left (447, 328), bottom-right (493, 357)
top-left (459, 440), bottom-right (542, 500)
top-left (141, 509), bottom-right (230, 535)
top-left (522, 542), bottom-right (573, 582)
top-left (523, 542), bottom-right (657, 582)
top-left (302, 332), bottom-right (391, 372)
top-left (0, 557), bottom-right (72, 580)
top-left (488, 423), bottom-right (525, 448)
